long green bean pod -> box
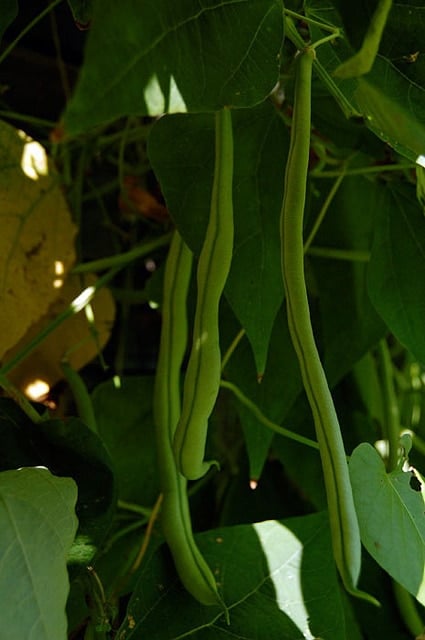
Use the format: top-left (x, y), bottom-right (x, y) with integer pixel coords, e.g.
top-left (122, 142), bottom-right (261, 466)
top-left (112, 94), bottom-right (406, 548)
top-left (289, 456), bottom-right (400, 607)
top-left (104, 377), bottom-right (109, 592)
top-left (280, 48), bottom-right (376, 603)
top-left (173, 108), bottom-right (234, 480)
top-left (153, 230), bottom-right (226, 611)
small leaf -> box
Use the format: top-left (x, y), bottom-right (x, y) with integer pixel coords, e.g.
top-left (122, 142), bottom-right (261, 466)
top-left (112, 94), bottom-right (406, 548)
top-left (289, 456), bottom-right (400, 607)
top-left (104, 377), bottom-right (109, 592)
top-left (0, 467), bottom-right (78, 640)
top-left (350, 442), bottom-right (425, 605)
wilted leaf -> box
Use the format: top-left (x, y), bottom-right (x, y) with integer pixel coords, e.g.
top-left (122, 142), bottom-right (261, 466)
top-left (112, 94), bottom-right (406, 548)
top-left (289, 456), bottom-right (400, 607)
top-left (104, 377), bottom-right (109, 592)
top-left (0, 120), bottom-right (77, 360)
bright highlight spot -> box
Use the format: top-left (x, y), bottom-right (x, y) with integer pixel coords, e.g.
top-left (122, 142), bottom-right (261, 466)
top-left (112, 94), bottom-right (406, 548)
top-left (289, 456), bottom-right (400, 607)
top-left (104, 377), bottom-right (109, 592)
top-left (143, 74), bottom-right (187, 116)
top-left (85, 303), bottom-right (95, 324)
top-left (19, 131), bottom-right (48, 180)
top-left (53, 260), bottom-right (65, 288)
top-left (71, 286), bottom-right (96, 313)
top-left (148, 300), bottom-right (159, 309)
top-left (416, 155), bottom-right (425, 168)
top-left (113, 375), bottom-right (122, 389)
top-left (25, 379), bottom-right (50, 401)
top-left (249, 479), bottom-right (258, 490)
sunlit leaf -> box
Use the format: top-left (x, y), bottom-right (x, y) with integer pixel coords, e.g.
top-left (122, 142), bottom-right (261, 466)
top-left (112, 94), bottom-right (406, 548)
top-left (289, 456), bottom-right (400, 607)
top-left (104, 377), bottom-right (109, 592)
top-left (0, 120), bottom-right (76, 360)
top-left (63, 0), bottom-right (283, 135)
top-left (350, 443), bottom-right (425, 605)
top-left (0, 467), bottom-right (78, 640)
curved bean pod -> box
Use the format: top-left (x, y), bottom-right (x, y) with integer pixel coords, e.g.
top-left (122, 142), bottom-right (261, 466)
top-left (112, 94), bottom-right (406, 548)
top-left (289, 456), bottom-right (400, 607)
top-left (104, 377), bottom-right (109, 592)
top-left (154, 230), bottom-right (226, 611)
top-left (173, 108), bottom-right (234, 480)
top-left (280, 48), bottom-right (376, 604)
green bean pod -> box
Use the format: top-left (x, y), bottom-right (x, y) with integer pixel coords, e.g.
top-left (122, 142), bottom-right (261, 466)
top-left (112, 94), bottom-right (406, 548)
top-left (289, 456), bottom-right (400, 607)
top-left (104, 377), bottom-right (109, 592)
top-left (154, 230), bottom-right (226, 611)
top-left (173, 108), bottom-right (234, 480)
top-left (280, 48), bottom-right (376, 603)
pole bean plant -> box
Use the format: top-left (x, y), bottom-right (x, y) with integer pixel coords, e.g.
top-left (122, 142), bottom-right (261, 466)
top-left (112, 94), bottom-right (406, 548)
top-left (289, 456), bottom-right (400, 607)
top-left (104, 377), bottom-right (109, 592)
top-left (1, 1), bottom-right (425, 638)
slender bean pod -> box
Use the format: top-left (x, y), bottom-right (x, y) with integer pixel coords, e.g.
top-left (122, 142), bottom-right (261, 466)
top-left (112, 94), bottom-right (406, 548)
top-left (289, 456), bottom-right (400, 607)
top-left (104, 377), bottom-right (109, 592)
top-left (280, 48), bottom-right (377, 604)
top-left (173, 108), bottom-right (234, 480)
top-left (334, 0), bottom-right (393, 78)
top-left (154, 231), bottom-right (226, 612)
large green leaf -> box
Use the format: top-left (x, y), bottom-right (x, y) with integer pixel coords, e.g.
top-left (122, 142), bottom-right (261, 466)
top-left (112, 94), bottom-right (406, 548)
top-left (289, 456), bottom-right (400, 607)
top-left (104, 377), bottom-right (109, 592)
top-left (63, 0), bottom-right (283, 135)
top-left (117, 513), bottom-right (345, 640)
top-left (148, 103), bottom-right (288, 376)
top-left (0, 467), bottom-right (78, 640)
top-left (350, 442), bottom-right (425, 605)
top-left (367, 182), bottom-right (425, 365)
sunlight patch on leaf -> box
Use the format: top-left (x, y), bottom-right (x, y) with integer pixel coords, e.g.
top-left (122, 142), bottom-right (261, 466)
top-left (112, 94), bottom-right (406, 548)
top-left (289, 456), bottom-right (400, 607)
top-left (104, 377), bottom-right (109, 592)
top-left (254, 521), bottom-right (313, 640)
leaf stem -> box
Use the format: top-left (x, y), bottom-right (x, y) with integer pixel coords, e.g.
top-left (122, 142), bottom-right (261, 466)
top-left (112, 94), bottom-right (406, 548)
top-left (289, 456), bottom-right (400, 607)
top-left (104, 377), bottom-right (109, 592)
top-left (377, 339), bottom-right (400, 471)
top-left (0, 373), bottom-right (43, 423)
top-left (304, 172), bottom-right (346, 253)
top-left (392, 580), bottom-right (425, 637)
top-left (0, 0), bottom-right (64, 66)
top-left (0, 267), bottom-right (121, 376)
top-left (220, 379), bottom-right (320, 451)
top-left (307, 246), bottom-right (370, 262)
top-left (221, 328), bottom-right (246, 373)
top-left (72, 233), bottom-right (172, 273)
top-left (61, 361), bottom-right (98, 433)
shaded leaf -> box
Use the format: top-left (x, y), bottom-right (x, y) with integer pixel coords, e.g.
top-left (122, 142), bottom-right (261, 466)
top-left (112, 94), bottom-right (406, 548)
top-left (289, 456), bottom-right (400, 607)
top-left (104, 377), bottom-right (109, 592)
top-left (63, 0), bottom-right (283, 135)
top-left (117, 513), bottom-right (345, 640)
top-left (92, 376), bottom-right (159, 505)
top-left (350, 442), bottom-right (425, 605)
top-left (0, 467), bottom-right (78, 640)
top-left (0, 402), bottom-right (116, 567)
top-left (367, 183), bottom-right (425, 365)
top-left (0, 120), bottom-right (76, 359)
top-left (148, 102), bottom-right (288, 375)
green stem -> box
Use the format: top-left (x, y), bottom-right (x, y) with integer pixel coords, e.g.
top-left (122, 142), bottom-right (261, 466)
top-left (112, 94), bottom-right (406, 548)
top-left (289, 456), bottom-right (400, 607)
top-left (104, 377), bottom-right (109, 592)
top-left (117, 500), bottom-right (152, 518)
top-left (72, 233), bottom-right (172, 273)
top-left (307, 246), bottom-right (370, 262)
top-left (0, 0), bottom-right (64, 66)
top-left (392, 580), bottom-right (425, 637)
top-left (0, 267), bottom-right (121, 376)
top-left (221, 328), bottom-right (246, 373)
top-left (311, 162), bottom-right (414, 178)
top-left (304, 172), bottom-right (345, 253)
top-left (377, 339), bottom-right (400, 471)
top-left (0, 373), bottom-right (43, 423)
top-left (61, 361), bottom-right (98, 434)
top-left (220, 379), bottom-right (320, 452)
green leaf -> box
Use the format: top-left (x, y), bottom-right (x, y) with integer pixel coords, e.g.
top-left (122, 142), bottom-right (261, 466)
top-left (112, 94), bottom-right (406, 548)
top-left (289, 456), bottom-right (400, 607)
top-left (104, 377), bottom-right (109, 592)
top-left (92, 376), bottom-right (159, 505)
top-left (63, 0), bottom-right (283, 135)
top-left (311, 176), bottom-right (387, 384)
top-left (0, 0), bottom-right (17, 42)
top-left (354, 61), bottom-right (425, 162)
top-left (350, 442), bottom-right (425, 605)
top-left (0, 467), bottom-right (78, 640)
top-left (0, 403), bottom-right (116, 567)
top-left (367, 182), bottom-right (425, 365)
top-left (66, 0), bottom-right (93, 27)
top-left (117, 513), bottom-right (345, 639)
top-left (148, 103), bottom-right (288, 376)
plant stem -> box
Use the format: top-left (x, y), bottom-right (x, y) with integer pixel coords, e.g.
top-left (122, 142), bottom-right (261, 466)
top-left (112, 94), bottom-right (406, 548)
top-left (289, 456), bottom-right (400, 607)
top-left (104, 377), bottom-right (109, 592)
top-left (392, 580), bottom-right (425, 637)
top-left (72, 233), bottom-right (172, 273)
top-left (304, 172), bottom-right (345, 253)
top-left (0, 373), bottom-right (43, 423)
top-left (377, 339), bottom-right (400, 471)
top-left (0, 0), bottom-right (64, 65)
top-left (61, 361), bottom-right (98, 433)
top-left (220, 379), bottom-right (320, 451)
top-left (307, 246), bottom-right (370, 262)
top-left (221, 328), bottom-right (246, 373)
top-left (0, 267), bottom-right (121, 376)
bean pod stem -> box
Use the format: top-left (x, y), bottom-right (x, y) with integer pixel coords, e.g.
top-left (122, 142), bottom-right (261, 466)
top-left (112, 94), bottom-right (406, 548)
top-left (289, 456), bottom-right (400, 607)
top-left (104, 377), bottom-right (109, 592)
top-left (173, 107), bottom-right (234, 480)
top-left (154, 230), bottom-right (226, 612)
top-left (280, 47), bottom-right (376, 604)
